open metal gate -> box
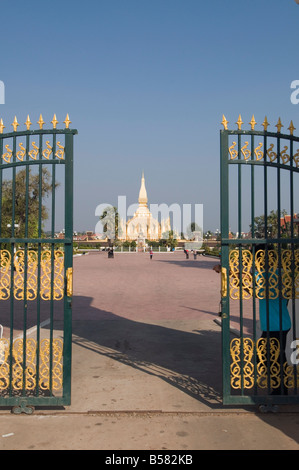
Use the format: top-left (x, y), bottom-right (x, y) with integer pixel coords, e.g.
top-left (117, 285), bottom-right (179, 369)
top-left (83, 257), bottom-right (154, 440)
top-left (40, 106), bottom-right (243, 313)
top-left (0, 114), bottom-right (77, 413)
top-left (220, 114), bottom-right (299, 408)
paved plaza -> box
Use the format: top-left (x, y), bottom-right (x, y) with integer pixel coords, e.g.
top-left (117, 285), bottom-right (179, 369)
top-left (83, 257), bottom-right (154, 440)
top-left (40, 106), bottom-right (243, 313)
top-left (1, 251), bottom-right (299, 450)
top-left (71, 250), bottom-right (223, 413)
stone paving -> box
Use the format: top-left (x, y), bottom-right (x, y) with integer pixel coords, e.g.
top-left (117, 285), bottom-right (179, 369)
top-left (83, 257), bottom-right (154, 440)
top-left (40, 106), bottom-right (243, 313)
top-left (1, 251), bottom-right (299, 450)
top-left (70, 251), bottom-right (223, 413)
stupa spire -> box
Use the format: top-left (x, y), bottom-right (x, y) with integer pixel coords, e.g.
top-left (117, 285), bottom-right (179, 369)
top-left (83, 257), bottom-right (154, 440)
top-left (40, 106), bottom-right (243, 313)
top-left (138, 171), bottom-right (148, 207)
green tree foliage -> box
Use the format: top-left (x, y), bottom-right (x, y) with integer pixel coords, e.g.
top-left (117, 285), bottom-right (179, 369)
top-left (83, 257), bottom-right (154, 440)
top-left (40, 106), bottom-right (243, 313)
top-left (99, 206), bottom-right (120, 240)
top-left (165, 230), bottom-right (178, 250)
top-left (1, 168), bottom-right (56, 239)
top-left (250, 209), bottom-right (287, 238)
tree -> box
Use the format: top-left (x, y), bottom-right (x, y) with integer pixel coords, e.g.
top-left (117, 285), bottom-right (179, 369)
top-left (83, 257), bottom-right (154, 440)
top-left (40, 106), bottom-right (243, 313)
top-left (166, 230), bottom-right (178, 250)
top-left (99, 206), bottom-right (120, 240)
top-left (1, 168), bottom-right (57, 239)
top-left (250, 209), bottom-right (287, 238)
top-left (185, 222), bottom-right (202, 240)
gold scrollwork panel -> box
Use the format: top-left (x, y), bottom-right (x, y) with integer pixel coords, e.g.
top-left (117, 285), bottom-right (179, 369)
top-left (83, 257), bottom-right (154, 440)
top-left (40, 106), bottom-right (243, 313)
top-left (281, 250), bottom-right (299, 299)
top-left (14, 250), bottom-right (38, 300)
top-left (0, 339), bottom-right (10, 390)
top-left (40, 250), bottom-right (64, 301)
top-left (39, 339), bottom-right (63, 390)
top-left (0, 338), bottom-right (63, 392)
top-left (255, 249), bottom-right (279, 300)
top-left (0, 249), bottom-right (64, 301)
top-left (229, 250), bottom-right (253, 300)
top-left (1, 141), bottom-right (65, 163)
top-left (230, 337), bottom-right (299, 390)
top-left (230, 337), bottom-right (255, 389)
top-left (256, 337), bottom-right (281, 389)
top-left (0, 250), bottom-right (11, 300)
top-left (229, 249), bottom-right (299, 300)
top-left (227, 140), bottom-right (299, 167)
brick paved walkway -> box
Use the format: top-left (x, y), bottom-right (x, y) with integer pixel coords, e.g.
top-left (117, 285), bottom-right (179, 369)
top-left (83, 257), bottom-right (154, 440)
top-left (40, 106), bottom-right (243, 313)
top-left (73, 251), bottom-right (221, 322)
top-left (1, 251), bottom-right (299, 450)
top-left (70, 251), bottom-right (224, 412)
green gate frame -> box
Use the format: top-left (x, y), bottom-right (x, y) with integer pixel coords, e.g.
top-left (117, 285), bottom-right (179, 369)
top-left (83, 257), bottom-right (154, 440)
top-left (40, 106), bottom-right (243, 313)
top-left (220, 114), bottom-right (299, 407)
top-left (0, 114), bottom-right (77, 413)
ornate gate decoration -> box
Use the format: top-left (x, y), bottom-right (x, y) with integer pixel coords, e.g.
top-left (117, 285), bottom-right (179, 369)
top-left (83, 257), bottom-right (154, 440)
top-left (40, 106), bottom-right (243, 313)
top-left (0, 114), bottom-right (77, 413)
top-left (220, 115), bottom-right (299, 407)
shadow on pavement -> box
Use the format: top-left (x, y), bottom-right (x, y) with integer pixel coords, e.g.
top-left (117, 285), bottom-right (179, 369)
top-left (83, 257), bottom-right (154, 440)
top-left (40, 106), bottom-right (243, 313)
top-left (155, 258), bottom-right (219, 270)
top-left (70, 295), bottom-right (223, 409)
top-left (68, 295), bottom-right (299, 446)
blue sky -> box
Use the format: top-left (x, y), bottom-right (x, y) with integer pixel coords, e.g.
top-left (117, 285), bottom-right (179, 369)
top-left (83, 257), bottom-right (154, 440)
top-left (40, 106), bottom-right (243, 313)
top-left (1, 0), bottom-right (299, 233)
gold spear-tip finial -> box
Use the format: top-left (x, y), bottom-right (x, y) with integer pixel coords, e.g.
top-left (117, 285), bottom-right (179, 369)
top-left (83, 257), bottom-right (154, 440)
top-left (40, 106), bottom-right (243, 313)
top-left (262, 116), bottom-right (269, 131)
top-left (221, 115), bottom-right (228, 130)
top-left (12, 116), bottom-right (19, 132)
top-left (288, 120), bottom-right (296, 136)
top-left (25, 115), bottom-right (32, 130)
top-left (249, 115), bottom-right (257, 131)
top-left (275, 117), bottom-right (283, 133)
top-left (0, 118), bottom-right (5, 134)
top-left (64, 113), bottom-right (71, 129)
top-left (51, 114), bottom-right (58, 129)
top-left (236, 114), bottom-right (243, 130)
top-left (37, 114), bottom-right (45, 129)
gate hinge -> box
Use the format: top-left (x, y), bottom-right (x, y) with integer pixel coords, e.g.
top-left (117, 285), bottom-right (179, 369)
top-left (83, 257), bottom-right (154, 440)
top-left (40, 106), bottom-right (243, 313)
top-left (66, 267), bottom-right (73, 297)
top-left (221, 267), bottom-right (227, 297)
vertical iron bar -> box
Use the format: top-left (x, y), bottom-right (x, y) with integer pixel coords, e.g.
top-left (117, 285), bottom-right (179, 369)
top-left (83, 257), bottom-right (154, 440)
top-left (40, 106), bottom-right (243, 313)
top-left (0, 138), bottom-right (2, 238)
top-left (277, 136), bottom-right (284, 394)
top-left (38, 135), bottom-right (43, 238)
top-left (290, 137), bottom-right (297, 393)
top-left (63, 132), bottom-right (74, 404)
top-left (251, 134), bottom-right (257, 394)
top-left (49, 134), bottom-right (57, 395)
top-left (36, 244), bottom-right (41, 396)
top-left (238, 135), bottom-right (242, 239)
top-left (10, 136), bottom-right (17, 395)
top-left (263, 132), bottom-right (270, 394)
top-left (220, 130), bottom-right (230, 402)
top-left (36, 134), bottom-right (43, 396)
top-left (11, 137), bottom-right (16, 239)
top-left (23, 135), bottom-right (30, 397)
top-left (0, 137), bottom-right (2, 311)
top-left (263, 133), bottom-right (268, 240)
top-left (22, 243), bottom-right (28, 396)
top-left (237, 134), bottom-right (244, 393)
top-left (25, 136), bottom-right (30, 238)
top-left (0, 137), bottom-right (2, 315)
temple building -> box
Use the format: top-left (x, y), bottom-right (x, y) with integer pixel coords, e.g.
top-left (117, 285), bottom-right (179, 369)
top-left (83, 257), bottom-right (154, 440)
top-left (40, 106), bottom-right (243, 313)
top-left (119, 172), bottom-right (171, 242)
